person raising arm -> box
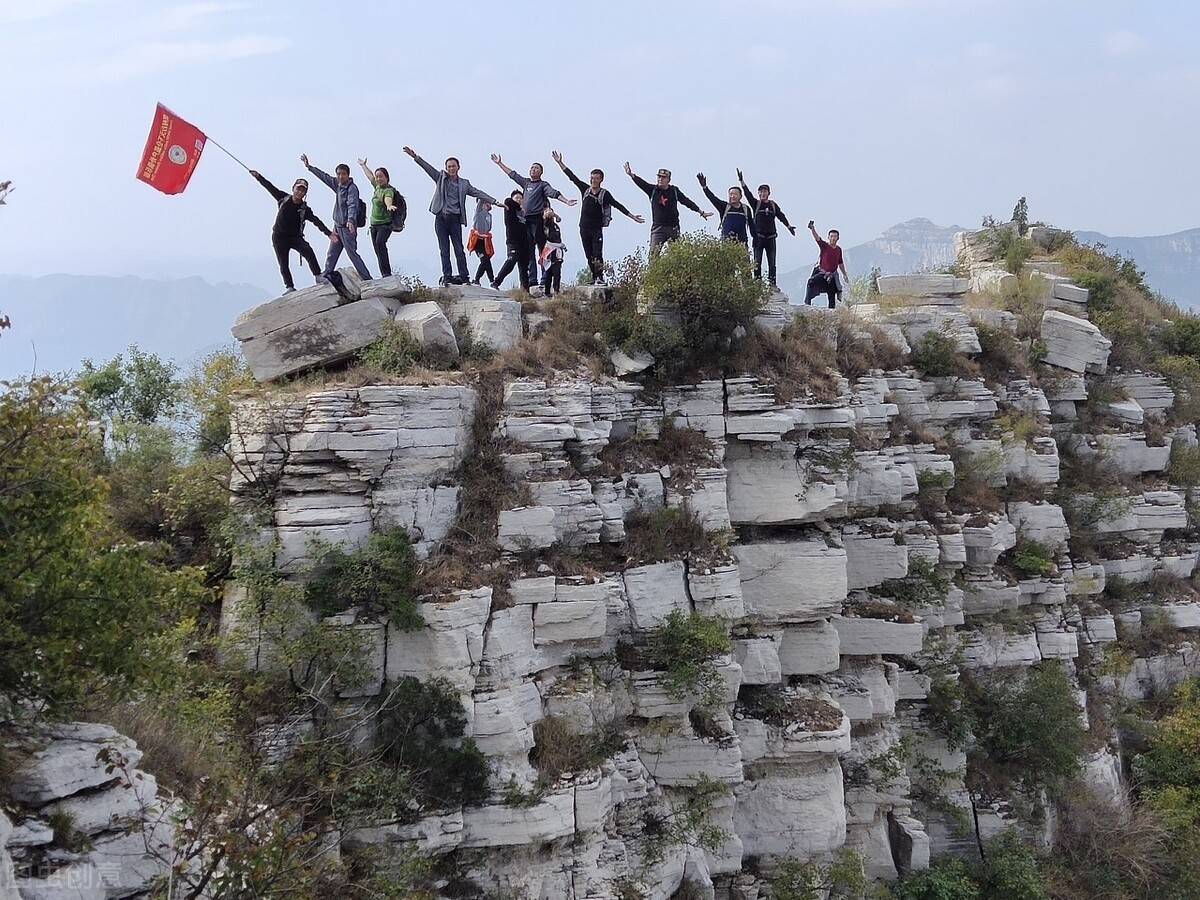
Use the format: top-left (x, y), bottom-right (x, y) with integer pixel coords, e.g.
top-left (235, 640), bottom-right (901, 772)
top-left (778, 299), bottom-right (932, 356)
top-left (804, 220), bottom-right (849, 309)
top-left (551, 149), bottom-right (643, 284)
top-left (624, 161), bottom-right (712, 255)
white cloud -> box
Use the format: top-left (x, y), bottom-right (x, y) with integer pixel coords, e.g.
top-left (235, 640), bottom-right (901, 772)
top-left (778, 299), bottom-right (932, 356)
top-left (92, 34), bottom-right (290, 81)
top-left (1104, 30), bottom-right (1149, 57)
top-left (149, 2), bottom-right (250, 34)
top-left (0, 0), bottom-right (95, 24)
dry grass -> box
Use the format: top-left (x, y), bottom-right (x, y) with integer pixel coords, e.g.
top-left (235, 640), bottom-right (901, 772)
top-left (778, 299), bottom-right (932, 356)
top-left (417, 373), bottom-right (521, 600)
top-left (86, 700), bottom-right (222, 794)
top-left (530, 715), bottom-right (625, 785)
top-left (598, 419), bottom-right (718, 484)
top-left (729, 320), bottom-right (839, 402)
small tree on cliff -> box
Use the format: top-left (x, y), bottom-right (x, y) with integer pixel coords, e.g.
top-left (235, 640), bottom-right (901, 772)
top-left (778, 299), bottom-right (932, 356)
top-left (640, 232), bottom-right (767, 368)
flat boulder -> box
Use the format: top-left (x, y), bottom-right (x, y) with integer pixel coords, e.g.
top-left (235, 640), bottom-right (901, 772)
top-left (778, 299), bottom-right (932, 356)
top-left (233, 270), bottom-right (404, 381)
top-left (1041, 309), bottom-right (1111, 374)
top-left (394, 300), bottom-right (459, 358)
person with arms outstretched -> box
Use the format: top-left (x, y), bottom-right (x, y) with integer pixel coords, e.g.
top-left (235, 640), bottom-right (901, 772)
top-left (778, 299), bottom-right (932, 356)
top-left (737, 169), bottom-right (796, 287)
top-left (404, 146), bottom-right (501, 285)
top-left (490, 154), bottom-right (576, 288)
top-left (624, 162), bottom-right (712, 254)
top-left (804, 220), bottom-right (848, 308)
top-left (492, 190), bottom-right (532, 292)
top-left (697, 173), bottom-right (754, 247)
top-left (300, 155), bottom-right (372, 284)
top-left (357, 158), bottom-right (402, 278)
top-left (249, 169), bottom-right (332, 292)
top-left (551, 150), bottom-right (643, 284)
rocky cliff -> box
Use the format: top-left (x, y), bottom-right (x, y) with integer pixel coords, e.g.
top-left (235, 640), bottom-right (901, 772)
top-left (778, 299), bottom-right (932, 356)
top-left (7, 221), bottom-right (1199, 899)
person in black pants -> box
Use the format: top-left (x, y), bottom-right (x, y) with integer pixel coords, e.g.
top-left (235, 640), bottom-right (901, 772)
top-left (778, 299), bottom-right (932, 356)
top-left (737, 168), bottom-right (796, 287)
top-left (804, 220), bottom-right (849, 309)
top-left (492, 190), bottom-right (532, 292)
top-left (249, 169), bottom-right (332, 292)
top-left (697, 173), bottom-right (754, 247)
top-left (551, 150), bottom-right (643, 284)
top-left (624, 162), bottom-right (712, 254)
top-left (540, 207), bottom-right (566, 295)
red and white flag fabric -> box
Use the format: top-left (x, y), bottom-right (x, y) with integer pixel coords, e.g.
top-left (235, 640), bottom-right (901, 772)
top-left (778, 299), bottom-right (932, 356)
top-left (136, 103), bottom-right (206, 194)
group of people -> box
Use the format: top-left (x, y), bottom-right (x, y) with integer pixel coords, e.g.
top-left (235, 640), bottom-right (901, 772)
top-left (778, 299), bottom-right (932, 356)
top-left (249, 152), bottom-right (848, 307)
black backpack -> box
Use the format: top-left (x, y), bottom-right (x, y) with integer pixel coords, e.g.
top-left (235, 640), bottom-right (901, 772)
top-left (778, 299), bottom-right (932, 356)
top-left (355, 197), bottom-right (367, 228)
top-left (390, 193), bottom-right (407, 232)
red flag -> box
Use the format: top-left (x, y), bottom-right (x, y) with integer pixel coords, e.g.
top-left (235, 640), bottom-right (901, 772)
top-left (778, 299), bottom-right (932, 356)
top-left (136, 103), bottom-right (206, 195)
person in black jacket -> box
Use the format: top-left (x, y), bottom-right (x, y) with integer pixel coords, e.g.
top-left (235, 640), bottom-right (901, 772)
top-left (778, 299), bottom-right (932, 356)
top-left (737, 168), bottom-right (796, 287)
top-left (697, 173), bottom-right (754, 247)
top-left (624, 162), bottom-right (712, 254)
top-left (551, 150), bottom-right (644, 284)
top-left (492, 190), bottom-right (532, 292)
top-left (249, 169), bottom-right (332, 292)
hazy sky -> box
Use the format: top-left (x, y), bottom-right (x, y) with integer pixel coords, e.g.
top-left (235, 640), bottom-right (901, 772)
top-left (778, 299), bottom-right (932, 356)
top-left (1, 0), bottom-right (1197, 291)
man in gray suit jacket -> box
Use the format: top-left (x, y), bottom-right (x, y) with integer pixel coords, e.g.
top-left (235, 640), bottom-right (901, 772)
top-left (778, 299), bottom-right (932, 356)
top-left (403, 146), bottom-right (501, 285)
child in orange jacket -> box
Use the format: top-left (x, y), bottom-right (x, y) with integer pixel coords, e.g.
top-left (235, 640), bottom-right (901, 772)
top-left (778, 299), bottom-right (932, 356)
top-left (468, 198), bottom-right (497, 286)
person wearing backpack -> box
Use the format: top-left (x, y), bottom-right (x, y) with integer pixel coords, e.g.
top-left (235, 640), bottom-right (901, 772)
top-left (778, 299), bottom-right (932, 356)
top-left (737, 168), bottom-right (797, 287)
top-left (624, 162), bottom-right (712, 254)
top-left (249, 169), bottom-right (332, 292)
top-left (697, 173), bottom-right (755, 247)
top-left (489, 154), bottom-right (578, 288)
top-left (403, 146), bottom-right (501, 286)
top-left (300, 154), bottom-right (372, 282)
top-left (358, 158), bottom-right (404, 278)
top-left (551, 150), bottom-right (644, 285)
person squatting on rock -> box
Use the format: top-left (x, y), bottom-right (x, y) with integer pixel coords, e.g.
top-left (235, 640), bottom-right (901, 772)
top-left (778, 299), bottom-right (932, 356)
top-left (492, 190), bottom-right (532, 292)
top-left (491, 154), bottom-right (577, 289)
top-left (249, 169), bottom-right (332, 292)
top-left (697, 173), bottom-right (755, 247)
top-left (300, 154), bottom-right (372, 283)
top-left (468, 198), bottom-right (497, 286)
top-left (539, 207), bottom-right (567, 295)
top-left (404, 146), bottom-right (501, 285)
top-left (805, 220), bottom-right (848, 308)
top-left (625, 162), bottom-right (712, 255)
top-left (552, 150), bottom-right (644, 284)
top-left (738, 169), bottom-right (796, 287)
top-left (357, 158), bottom-right (401, 278)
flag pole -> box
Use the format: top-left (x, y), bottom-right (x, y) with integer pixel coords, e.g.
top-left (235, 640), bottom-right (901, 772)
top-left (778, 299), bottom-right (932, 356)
top-left (205, 135), bottom-right (251, 172)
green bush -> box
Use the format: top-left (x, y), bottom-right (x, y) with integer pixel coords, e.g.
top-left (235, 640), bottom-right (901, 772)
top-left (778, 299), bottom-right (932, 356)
top-left (78, 345), bottom-right (181, 425)
top-left (770, 849), bottom-right (873, 900)
top-left (911, 330), bottom-right (968, 377)
top-left (877, 556), bottom-right (951, 608)
top-left (647, 611), bottom-right (731, 705)
top-left (0, 378), bottom-right (207, 713)
top-left (979, 831), bottom-right (1047, 899)
top-left (964, 663), bottom-right (1086, 792)
top-left (358, 320), bottom-right (424, 374)
top-left (891, 857), bottom-right (980, 900)
top-left (371, 676), bottom-right (490, 815)
top-left (1012, 539), bottom-right (1054, 578)
top-left (641, 232), bottom-right (767, 363)
top-left (306, 527), bottom-right (421, 629)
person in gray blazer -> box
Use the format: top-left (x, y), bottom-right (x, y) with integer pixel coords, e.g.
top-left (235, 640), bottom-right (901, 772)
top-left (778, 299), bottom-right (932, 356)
top-left (403, 146), bottom-right (501, 285)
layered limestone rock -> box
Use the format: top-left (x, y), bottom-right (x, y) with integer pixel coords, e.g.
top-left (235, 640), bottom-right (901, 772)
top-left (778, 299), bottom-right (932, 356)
top-left (1, 723), bottom-right (172, 899)
top-left (182, 228), bottom-right (1200, 896)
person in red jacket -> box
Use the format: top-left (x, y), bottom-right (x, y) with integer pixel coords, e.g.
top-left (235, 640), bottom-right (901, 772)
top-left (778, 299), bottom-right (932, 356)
top-left (804, 220), bottom-right (849, 308)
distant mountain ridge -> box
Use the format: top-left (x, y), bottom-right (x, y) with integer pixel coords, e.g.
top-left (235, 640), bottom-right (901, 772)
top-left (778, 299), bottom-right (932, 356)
top-left (0, 274), bottom-right (268, 380)
top-left (780, 218), bottom-right (1200, 308)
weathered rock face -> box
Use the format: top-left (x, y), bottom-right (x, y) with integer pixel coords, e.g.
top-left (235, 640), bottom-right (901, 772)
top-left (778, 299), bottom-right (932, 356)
top-left (1, 723), bottom-right (172, 899)
top-left (234, 281), bottom-right (527, 382)
top-left (95, 223), bottom-right (1194, 897)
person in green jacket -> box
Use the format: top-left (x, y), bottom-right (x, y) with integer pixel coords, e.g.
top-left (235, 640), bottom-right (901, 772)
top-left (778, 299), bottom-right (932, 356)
top-left (358, 158), bottom-right (401, 277)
